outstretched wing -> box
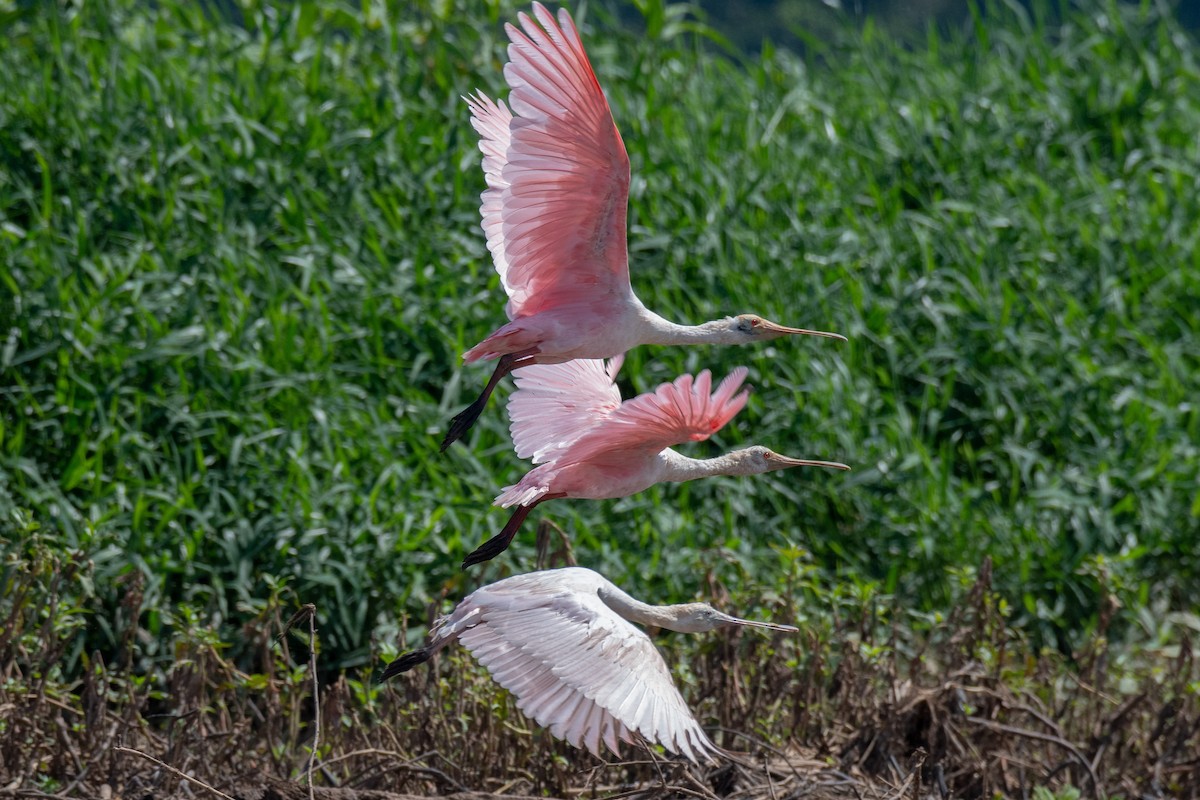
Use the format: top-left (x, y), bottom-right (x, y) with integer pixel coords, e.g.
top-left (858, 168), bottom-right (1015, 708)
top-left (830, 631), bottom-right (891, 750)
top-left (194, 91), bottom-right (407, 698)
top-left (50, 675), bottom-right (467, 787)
top-left (454, 568), bottom-right (722, 764)
top-left (507, 355), bottom-right (625, 464)
top-left (555, 367), bottom-right (752, 467)
top-left (493, 3), bottom-right (633, 320)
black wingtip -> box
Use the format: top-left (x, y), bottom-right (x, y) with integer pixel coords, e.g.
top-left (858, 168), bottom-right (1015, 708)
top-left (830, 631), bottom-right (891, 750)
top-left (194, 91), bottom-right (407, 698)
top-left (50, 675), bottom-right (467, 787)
top-left (379, 649), bottom-right (432, 681)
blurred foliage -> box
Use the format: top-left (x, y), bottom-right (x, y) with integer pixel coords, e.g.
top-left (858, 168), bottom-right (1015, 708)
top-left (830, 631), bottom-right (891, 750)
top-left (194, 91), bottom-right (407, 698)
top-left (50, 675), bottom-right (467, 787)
top-left (639, 0), bottom-right (1200, 54)
top-left (0, 0), bottom-right (1198, 675)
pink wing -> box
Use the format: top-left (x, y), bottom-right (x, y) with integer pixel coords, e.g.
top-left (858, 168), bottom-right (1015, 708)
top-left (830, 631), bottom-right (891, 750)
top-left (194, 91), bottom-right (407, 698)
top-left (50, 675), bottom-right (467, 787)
top-left (508, 354), bottom-right (625, 464)
top-left (497, 3), bottom-right (632, 319)
top-left (555, 367), bottom-right (752, 466)
top-left (466, 93), bottom-right (514, 293)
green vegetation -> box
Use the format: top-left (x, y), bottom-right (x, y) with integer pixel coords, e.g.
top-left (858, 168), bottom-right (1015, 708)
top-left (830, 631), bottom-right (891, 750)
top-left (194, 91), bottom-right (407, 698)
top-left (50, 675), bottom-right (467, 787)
top-left (3, 1), bottom-right (1199, 795)
top-left (2, 0), bottom-right (1198, 680)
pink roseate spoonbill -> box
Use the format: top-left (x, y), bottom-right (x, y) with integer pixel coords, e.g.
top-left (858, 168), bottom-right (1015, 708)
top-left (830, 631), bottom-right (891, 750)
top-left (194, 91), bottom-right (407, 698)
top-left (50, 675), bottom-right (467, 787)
top-left (381, 567), bottom-right (798, 763)
top-left (440, 3), bottom-right (845, 451)
top-left (461, 356), bottom-right (849, 568)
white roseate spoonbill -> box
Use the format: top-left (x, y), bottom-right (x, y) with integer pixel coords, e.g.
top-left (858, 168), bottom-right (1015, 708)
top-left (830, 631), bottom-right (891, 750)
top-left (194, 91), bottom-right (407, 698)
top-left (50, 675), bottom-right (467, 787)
top-left (441, 2), bottom-right (845, 451)
top-left (462, 355), bottom-right (848, 568)
top-left (381, 567), bottom-right (799, 763)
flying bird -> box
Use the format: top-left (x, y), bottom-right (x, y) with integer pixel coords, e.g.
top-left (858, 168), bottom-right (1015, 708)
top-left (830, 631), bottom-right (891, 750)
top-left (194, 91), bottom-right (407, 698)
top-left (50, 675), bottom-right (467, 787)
top-left (381, 567), bottom-right (799, 763)
top-left (462, 355), bottom-right (849, 568)
top-left (441, 2), bottom-right (844, 450)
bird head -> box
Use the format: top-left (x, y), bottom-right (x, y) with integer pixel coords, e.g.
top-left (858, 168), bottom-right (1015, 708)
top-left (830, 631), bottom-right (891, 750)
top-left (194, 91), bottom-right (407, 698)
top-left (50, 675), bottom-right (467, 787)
top-left (727, 446), bottom-right (851, 475)
top-left (672, 602), bottom-right (800, 634)
top-left (726, 314), bottom-right (847, 343)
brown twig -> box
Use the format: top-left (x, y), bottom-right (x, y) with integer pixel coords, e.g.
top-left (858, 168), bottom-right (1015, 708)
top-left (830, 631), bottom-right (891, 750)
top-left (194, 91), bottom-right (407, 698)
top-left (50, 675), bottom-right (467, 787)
top-left (961, 715), bottom-right (1103, 799)
top-left (113, 745), bottom-right (237, 800)
top-left (305, 604), bottom-right (320, 800)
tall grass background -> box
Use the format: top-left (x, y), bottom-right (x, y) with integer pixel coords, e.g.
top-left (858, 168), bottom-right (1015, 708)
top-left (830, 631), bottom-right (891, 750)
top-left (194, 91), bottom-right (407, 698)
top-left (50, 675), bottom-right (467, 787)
top-left (1, 0), bottom-right (1198, 678)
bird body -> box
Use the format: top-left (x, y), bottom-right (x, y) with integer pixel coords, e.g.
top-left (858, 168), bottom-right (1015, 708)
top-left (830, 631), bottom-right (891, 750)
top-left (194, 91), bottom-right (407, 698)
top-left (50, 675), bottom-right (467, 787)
top-left (498, 443), bottom-right (825, 506)
top-left (441, 3), bottom-right (844, 449)
top-left (464, 299), bottom-right (808, 366)
top-left (381, 567), bottom-right (798, 764)
top-left (461, 356), bottom-right (849, 567)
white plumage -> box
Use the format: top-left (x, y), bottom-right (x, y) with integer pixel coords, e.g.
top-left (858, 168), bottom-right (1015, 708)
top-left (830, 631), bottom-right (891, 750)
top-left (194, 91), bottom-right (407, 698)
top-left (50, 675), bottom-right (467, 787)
top-left (381, 567), bottom-right (799, 764)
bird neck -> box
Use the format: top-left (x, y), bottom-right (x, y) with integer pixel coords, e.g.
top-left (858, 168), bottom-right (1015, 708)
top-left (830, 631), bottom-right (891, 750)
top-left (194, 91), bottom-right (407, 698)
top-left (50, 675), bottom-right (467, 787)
top-left (597, 585), bottom-right (700, 632)
top-left (657, 448), bottom-right (756, 482)
top-left (638, 310), bottom-right (738, 346)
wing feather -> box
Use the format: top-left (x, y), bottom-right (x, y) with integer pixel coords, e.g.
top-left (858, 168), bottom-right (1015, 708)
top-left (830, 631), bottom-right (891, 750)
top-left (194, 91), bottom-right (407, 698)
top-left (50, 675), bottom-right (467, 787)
top-left (549, 366), bottom-right (751, 468)
top-left (490, 3), bottom-right (631, 319)
top-left (446, 568), bottom-right (719, 763)
top-left (466, 93), bottom-right (514, 299)
top-left (507, 355), bottom-right (624, 464)
top-left (577, 701), bottom-right (604, 758)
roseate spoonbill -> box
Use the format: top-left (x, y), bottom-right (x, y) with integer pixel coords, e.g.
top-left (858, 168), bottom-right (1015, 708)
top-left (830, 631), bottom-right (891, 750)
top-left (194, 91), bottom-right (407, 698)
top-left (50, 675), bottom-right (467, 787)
top-left (462, 356), bottom-right (848, 568)
top-left (441, 3), bottom-right (845, 450)
top-left (381, 567), bottom-right (798, 763)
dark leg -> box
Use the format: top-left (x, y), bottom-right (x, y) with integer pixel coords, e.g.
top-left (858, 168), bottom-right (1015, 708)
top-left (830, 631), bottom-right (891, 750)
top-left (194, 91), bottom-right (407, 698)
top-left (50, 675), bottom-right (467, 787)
top-left (461, 493), bottom-right (565, 570)
top-left (440, 355), bottom-right (513, 452)
top-left (379, 648), bottom-right (431, 681)
top-left (461, 504), bottom-right (533, 569)
top-left (441, 353), bottom-right (520, 452)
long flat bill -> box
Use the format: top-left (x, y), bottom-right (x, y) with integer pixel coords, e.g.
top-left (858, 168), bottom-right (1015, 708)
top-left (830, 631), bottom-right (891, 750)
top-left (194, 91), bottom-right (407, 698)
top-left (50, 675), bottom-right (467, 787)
top-left (760, 320), bottom-right (847, 342)
top-left (712, 611), bottom-right (800, 633)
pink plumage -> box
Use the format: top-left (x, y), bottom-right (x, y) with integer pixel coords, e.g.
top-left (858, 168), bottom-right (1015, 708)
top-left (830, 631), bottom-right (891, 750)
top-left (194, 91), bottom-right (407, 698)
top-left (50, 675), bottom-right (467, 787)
top-left (497, 358), bottom-right (751, 508)
top-left (463, 3), bottom-right (629, 345)
top-left (461, 357), bottom-right (849, 568)
top-left (441, 3), bottom-right (844, 451)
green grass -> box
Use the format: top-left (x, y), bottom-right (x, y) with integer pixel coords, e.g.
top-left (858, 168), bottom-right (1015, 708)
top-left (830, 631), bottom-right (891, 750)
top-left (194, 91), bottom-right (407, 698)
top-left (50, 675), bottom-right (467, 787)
top-left (1, 0), bottom-right (1198, 672)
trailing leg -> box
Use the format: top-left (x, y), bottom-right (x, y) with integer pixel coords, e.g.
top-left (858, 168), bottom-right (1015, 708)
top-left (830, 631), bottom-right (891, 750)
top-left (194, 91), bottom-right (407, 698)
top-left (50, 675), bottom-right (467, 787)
top-left (461, 504), bottom-right (533, 569)
top-left (441, 352), bottom-right (534, 451)
top-left (379, 648), bottom-right (432, 681)
top-left (461, 494), bottom-right (563, 569)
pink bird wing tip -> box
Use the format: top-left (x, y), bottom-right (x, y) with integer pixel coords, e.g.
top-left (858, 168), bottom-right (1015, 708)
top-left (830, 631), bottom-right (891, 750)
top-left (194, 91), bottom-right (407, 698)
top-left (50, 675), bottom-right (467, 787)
top-left (714, 368), bottom-right (751, 401)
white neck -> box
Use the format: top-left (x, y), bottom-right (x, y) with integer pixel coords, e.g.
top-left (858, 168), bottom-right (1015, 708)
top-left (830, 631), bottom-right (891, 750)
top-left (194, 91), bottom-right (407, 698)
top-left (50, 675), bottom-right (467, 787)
top-left (656, 448), bottom-right (763, 482)
top-left (597, 584), bottom-right (697, 631)
top-left (638, 309), bottom-right (742, 346)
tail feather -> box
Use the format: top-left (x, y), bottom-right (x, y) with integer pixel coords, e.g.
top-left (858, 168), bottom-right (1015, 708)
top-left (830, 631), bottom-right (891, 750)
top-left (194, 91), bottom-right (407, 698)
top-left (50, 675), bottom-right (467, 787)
top-left (379, 649), bottom-right (432, 681)
top-left (494, 473), bottom-right (551, 508)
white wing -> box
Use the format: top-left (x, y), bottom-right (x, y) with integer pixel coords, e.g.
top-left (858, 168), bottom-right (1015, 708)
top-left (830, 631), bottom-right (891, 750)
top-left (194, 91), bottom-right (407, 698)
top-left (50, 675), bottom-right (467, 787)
top-left (465, 93), bottom-right (514, 297)
top-left (449, 568), bottom-right (722, 764)
top-left (507, 355), bottom-right (625, 464)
